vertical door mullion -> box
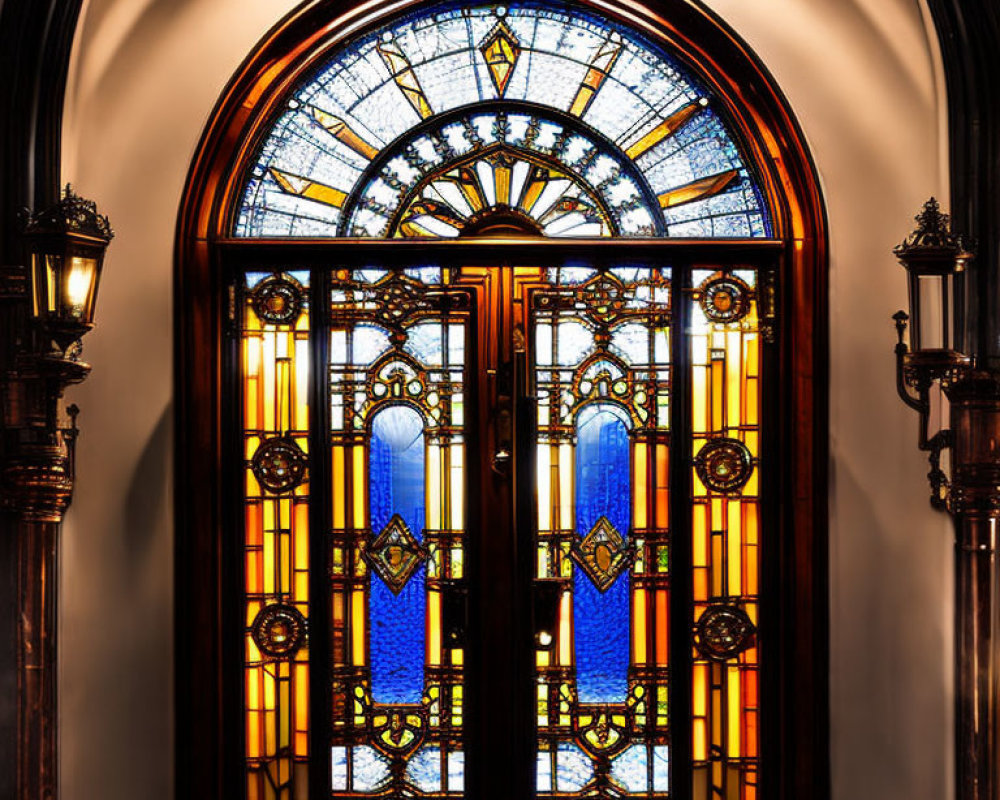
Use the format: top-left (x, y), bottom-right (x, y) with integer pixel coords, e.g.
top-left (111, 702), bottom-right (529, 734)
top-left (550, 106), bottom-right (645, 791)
top-left (309, 266), bottom-right (333, 799)
top-left (225, 258), bottom-right (246, 800)
top-left (669, 259), bottom-right (694, 800)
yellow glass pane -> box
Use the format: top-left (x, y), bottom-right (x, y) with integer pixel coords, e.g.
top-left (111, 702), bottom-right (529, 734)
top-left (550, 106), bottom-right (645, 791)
top-left (655, 589), bottom-right (669, 666)
top-left (294, 338), bottom-right (309, 429)
top-left (694, 718), bottom-right (707, 761)
top-left (633, 588), bottom-right (647, 664)
top-left (537, 444), bottom-right (551, 531)
top-left (428, 590), bottom-right (442, 665)
top-left (728, 501), bottom-right (742, 596)
top-left (558, 590), bottom-right (572, 666)
top-left (332, 447), bottom-right (346, 528)
top-left (728, 666), bottom-right (741, 756)
top-left (263, 526), bottom-right (276, 595)
top-left (693, 505), bottom-right (708, 566)
top-left (711, 356), bottom-right (724, 431)
top-left (634, 442), bottom-right (648, 529)
top-left (351, 589), bottom-right (366, 666)
top-left (450, 444), bottom-right (464, 529)
top-left (726, 331), bottom-right (742, 429)
top-left (693, 664), bottom-right (708, 716)
top-left (352, 445), bottom-right (365, 530)
top-left (558, 442), bottom-right (573, 529)
top-left (428, 444), bottom-right (442, 529)
top-left (655, 444), bottom-right (669, 528)
top-left (294, 503), bottom-right (309, 565)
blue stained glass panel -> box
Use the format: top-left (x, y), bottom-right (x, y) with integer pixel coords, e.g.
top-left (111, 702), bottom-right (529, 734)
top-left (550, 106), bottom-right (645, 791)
top-left (574, 406), bottom-right (631, 703)
top-left (369, 406), bottom-right (426, 704)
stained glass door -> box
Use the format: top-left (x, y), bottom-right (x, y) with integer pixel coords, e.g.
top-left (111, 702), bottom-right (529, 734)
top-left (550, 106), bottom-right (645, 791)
top-left (524, 265), bottom-right (763, 800)
top-left (237, 260), bottom-right (767, 800)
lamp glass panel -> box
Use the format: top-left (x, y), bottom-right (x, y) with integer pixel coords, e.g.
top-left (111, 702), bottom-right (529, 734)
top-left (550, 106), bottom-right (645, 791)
top-left (63, 256), bottom-right (98, 322)
top-left (31, 253), bottom-right (61, 316)
top-left (916, 274), bottom-right (946, 351)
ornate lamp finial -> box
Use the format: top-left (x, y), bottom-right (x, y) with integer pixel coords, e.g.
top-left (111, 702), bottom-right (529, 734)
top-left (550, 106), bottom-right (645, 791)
top-left (894, 196), bottom-right (968, 255)
top-left (24, 183), bottom-right (114, 242)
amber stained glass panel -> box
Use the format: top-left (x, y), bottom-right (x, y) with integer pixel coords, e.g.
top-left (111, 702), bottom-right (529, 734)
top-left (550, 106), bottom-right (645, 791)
top-left (242, 271), bottom-right (312, 800)
top-left (689, 268), bottom-right (760, 800)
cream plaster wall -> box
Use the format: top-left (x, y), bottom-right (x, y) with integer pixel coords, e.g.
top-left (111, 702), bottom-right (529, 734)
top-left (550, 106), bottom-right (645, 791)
top-left (60, 0), bottom-right (953, 798)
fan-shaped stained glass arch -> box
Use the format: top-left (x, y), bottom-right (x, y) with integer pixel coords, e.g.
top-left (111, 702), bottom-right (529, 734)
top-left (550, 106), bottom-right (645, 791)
top-left (235, 2), bottom-right (770, 239)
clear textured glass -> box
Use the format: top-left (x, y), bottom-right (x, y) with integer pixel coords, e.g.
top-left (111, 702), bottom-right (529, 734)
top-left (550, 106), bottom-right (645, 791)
top-left (234, 2), bottom-right (769, 239)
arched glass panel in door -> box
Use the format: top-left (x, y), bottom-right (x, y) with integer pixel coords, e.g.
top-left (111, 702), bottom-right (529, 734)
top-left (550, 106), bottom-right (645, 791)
top-left (233, 3), bottom-right (769, 800)
top-left (235, 3), bottom-right (768, 240)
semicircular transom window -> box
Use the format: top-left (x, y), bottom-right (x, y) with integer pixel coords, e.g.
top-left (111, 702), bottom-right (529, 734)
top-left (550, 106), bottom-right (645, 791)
top-left (235, 2), bottom-right (770, 238)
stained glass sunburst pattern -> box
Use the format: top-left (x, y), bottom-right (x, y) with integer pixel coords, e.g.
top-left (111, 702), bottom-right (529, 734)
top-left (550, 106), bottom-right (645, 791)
top-left (327, 268), bottom-right (469, 797)
top-left (532, 267), bottom-right (672, 797)
top-left (235, 2), bottom-right (769, 239)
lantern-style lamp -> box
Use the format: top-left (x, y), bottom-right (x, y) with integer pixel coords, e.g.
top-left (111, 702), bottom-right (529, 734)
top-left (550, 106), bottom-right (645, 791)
top-left (23, 185), bottom-right (113, 352)
top-left (893, 198), bottom-right (972, 374)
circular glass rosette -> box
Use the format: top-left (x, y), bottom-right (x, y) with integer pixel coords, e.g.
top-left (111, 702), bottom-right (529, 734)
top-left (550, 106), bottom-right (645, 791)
top-left (250, 274), bottom-right (304, 325)
top-left (694, 437), bottom-right (754, 494)
top-left (694, 604), bottom-right (756, 661)
top-left (699, 276), bottom-right (751, 323)
top-left (251, 436), bottom-right (308, 493)
top-left (251, 603), bottom-right (307, 658)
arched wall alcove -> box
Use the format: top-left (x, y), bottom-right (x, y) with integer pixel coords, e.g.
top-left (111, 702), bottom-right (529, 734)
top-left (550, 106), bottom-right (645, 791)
top-left (58, 1), bottom-right (952, 799)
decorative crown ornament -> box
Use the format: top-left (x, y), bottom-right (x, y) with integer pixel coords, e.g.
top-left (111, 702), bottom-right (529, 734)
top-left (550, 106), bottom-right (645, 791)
top-left (894, 197), bottom-right (969, 256)
top-left (24, 184), bottom-right (114, 242)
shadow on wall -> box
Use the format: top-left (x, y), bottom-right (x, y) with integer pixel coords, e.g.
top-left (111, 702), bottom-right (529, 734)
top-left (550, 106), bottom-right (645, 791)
top-left (124, 400), bottom-right (172, 560)
top-left (829, 432), bottom-right (952, 800)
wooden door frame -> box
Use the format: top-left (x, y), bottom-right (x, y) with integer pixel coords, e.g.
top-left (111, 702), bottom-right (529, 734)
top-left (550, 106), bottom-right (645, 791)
top-left (174, 2), bottom-right (828, 798)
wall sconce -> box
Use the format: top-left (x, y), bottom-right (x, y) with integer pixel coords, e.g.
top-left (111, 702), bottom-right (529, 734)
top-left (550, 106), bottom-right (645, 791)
top-left (24, 186), bottom-right (112, 354)
top-left (1, 184), bottom-right (112, 521)
top-left (893, 198), bottom-right (1000, 800)
top-left (893, 198), bottom-right (972, 509)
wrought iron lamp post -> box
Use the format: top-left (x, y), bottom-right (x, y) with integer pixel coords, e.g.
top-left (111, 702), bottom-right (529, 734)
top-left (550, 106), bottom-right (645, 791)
top-left (893, 198), bottom-right (1000, 800)
top-left (0, 185), bottom-right (112, 800)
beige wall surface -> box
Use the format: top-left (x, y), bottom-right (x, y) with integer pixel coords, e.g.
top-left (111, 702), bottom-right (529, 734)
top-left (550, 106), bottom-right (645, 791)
top-left (60, 0), bottom-right (952, 798)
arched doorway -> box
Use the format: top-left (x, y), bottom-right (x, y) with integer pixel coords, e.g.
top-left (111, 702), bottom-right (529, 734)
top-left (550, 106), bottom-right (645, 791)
top-left (175, 2), bottom-right (827, 798)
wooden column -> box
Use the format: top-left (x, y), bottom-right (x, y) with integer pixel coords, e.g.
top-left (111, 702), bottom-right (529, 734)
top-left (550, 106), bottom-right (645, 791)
top-left (948, 374), bottom-right (1000, 800)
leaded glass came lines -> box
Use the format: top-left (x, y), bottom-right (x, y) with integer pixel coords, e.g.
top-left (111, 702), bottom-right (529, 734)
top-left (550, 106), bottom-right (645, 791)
top-left (327, 269), bottom-right (469, 797)
top-left (532, 268), bottom-right (672, 798)
top-left (234, 3), bottom-right (769, 239)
